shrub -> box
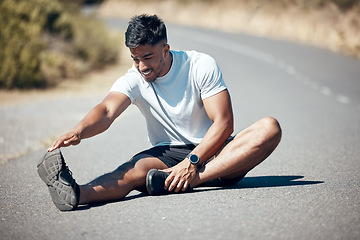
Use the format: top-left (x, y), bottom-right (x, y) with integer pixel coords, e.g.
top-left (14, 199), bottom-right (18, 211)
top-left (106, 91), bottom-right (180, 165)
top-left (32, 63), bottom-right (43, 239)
top-left (0, 0), bottom-right (121, 89)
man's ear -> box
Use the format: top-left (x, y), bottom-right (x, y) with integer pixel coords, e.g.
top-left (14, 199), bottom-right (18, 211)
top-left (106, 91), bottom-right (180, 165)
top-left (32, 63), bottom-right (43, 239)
top-left (163, 44), bottom-right (170, 57)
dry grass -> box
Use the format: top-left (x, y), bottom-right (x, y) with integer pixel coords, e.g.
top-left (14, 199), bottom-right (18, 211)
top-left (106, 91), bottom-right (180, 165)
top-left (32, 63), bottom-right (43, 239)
top-left (0, 0), bottom-right (122, 89)
top-left (98, 0), bottom-right (360, 59)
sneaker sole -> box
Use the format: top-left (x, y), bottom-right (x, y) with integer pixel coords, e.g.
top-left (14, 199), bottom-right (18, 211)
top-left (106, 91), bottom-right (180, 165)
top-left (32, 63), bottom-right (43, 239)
top-left (37, 149), bottom-right (77, 211)
top-left (145, 169), bottom-right (158, 195)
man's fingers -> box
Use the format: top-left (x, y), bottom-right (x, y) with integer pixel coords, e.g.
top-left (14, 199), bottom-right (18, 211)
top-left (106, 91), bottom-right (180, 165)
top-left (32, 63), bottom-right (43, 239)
top-left (175, 179), bottom-right (186, 193)
top-left (182, 181), bottom-right (189, 192)
top-left (162, 167), bottom-right (173, 173)
top-left (63, 135), bottom-right (78, 145)
top-left (48, 139), bottom-right (63, 152)
top-left (168, 181), bottom-right (176, 192)
top-left (48, 140), bottom-right (65, 152)
top-left (47, 133), bottom-right (81, 152)
top-left (164, 172), bottom-right (174, 189)
top-left (168, 175), bottom-right (184, 192)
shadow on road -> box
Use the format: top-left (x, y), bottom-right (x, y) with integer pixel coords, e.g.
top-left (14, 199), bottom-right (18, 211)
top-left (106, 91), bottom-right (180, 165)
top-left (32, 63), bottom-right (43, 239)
top-left (238, 175), bottom-right (324, 188)
top-left (197, 175), bottom-right (324, 190)
top-left (76, 175), bottom-right (323, 210)
top-left (76, 192), bottom-right (149, 211)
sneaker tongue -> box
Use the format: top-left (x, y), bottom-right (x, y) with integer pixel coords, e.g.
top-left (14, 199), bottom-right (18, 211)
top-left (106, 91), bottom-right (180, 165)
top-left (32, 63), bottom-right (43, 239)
top-left (59, 170), bottom-right (73, 186)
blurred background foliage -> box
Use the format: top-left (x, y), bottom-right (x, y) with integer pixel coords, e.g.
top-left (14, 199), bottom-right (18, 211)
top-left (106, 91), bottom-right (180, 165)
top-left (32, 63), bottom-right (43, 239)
top-left (169, 0), bottom-right (359, 10)
top-left (1, 0), bottom-right (359, 89)
top-left (0, 0), bottom-right (121, 89)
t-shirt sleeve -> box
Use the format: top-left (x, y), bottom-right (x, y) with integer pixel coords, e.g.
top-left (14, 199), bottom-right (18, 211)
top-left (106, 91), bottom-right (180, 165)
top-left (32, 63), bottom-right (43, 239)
top-left (195, 53), bottom-right (227, 100)
top-left (109, 69), bottom-right (139, 103)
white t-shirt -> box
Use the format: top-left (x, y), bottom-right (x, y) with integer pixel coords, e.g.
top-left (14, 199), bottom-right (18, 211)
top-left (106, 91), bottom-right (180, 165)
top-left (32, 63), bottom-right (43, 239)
top-left (110, 50), bottom-right (227, 147)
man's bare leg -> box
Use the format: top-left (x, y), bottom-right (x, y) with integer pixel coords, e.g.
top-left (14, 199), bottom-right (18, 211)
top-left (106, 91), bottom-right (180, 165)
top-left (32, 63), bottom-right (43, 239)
top-left (78, 155), bottom-right (168, 205)
top-left (192, 117), bottom-right (282, 187)
top-left (78, 116), bottom-right (280, 204)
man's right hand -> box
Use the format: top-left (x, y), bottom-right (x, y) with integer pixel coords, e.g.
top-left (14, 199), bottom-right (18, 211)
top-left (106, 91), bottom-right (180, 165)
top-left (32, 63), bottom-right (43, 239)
top-left (48, 132), bottom-right (81, 152)
top-left (47, 92), bottom-right (131, 152)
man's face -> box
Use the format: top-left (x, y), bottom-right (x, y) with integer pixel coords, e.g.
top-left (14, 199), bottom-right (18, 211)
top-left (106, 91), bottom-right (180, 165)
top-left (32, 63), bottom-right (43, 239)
top-left (130, 42), bottom-right (170, 82)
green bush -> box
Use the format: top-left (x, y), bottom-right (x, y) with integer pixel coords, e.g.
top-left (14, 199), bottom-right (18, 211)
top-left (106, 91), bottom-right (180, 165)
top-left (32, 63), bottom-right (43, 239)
top-left (0, 0), bottom-right (121, 89)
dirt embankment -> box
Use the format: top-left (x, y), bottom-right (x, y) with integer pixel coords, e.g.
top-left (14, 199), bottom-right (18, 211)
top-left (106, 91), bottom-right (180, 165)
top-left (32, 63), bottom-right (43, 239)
top-left (98, 0), bottom-right (360, 59)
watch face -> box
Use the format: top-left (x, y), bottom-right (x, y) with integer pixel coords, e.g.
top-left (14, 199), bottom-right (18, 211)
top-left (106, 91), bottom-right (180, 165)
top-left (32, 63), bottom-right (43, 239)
top-left (189, 154), bottom-right (199, 164)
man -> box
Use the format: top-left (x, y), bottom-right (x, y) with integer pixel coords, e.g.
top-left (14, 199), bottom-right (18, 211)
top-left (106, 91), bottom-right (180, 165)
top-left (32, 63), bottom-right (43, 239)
top-left (37, 14), bottom-right (281, 211)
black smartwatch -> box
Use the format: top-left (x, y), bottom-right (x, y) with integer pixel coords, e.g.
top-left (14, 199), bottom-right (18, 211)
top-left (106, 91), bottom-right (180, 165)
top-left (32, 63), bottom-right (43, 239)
top-left (187, 153), bottom-right (200, 165)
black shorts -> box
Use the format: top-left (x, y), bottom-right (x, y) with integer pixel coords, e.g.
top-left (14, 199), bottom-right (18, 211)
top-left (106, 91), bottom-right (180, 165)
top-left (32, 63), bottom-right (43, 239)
top-left (134, 136), bottom-right (236, 168)
top-left (134, 144), bottom-right (196, 168)
top-left (133, 136), bottom-right (246, 187)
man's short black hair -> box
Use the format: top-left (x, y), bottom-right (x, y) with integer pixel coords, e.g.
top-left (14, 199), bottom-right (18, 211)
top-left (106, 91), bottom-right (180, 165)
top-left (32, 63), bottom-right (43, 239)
top-left (125, 14), bottom-right (167, 48)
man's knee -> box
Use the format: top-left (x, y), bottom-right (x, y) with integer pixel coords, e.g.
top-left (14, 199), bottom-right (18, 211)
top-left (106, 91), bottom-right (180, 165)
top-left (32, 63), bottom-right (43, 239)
top-left (260, 116), bottom-right (281, 134)
top-left (259, 116), bottom-right (282, 146)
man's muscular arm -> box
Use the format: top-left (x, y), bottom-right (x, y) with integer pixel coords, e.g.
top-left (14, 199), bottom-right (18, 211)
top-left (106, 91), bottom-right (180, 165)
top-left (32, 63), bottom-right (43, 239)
top-left (48, 92), bottom-right (131, 152)
top-left (164, 89), bottom-right (234, 192)
top-left (190, 89), bottom-right (234, 161)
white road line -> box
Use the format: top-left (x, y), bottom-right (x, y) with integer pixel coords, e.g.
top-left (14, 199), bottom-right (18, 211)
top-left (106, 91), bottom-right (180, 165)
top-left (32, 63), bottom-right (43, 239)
top-left (175, 29), bottom-right (357, 108)
top-left (286, 65), bottom-right (296, 75)
top-left (310, 82), bottom-right (319, 90)
top-left (337, 95), bottom-right (350, 104)
top-left (321, 87), bottom-right (332, 96)
top-left (174, 29), bottom-right (276, 64)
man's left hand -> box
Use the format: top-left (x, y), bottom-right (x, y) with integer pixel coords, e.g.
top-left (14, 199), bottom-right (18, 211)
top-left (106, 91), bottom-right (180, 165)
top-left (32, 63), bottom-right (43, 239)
top-left (162, 160), bottom-right (197, 192)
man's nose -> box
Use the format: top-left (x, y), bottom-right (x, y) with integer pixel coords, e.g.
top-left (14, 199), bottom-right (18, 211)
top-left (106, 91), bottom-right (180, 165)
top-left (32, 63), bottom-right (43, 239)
top-left (139, 61), bottom-right (147, 72)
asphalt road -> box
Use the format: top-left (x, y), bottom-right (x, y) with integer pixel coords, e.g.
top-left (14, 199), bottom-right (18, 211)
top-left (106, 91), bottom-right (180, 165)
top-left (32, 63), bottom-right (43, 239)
top-left (1, 18), bottom-right (359, 240)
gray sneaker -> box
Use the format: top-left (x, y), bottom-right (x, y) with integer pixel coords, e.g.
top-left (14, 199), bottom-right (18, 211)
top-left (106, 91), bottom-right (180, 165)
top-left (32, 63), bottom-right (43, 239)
top-left (37, 149), bottom-right (79, 211)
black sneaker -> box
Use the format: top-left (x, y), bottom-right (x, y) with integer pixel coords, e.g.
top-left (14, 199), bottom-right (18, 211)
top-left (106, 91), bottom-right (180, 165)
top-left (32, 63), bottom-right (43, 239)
top-left (146, 169), bottom-right (191, 195)
top-left (37, 149), bottom-right (80, 211)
